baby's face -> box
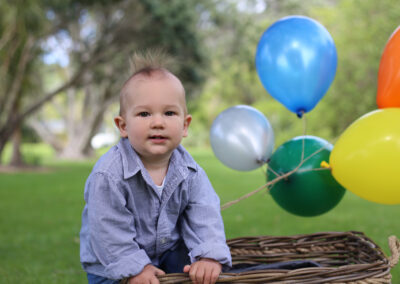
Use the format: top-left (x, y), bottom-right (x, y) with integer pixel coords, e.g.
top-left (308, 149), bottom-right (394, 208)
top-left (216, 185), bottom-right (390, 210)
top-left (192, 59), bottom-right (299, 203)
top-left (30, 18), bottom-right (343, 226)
top-left (120, 74), bottom-right (191, 162)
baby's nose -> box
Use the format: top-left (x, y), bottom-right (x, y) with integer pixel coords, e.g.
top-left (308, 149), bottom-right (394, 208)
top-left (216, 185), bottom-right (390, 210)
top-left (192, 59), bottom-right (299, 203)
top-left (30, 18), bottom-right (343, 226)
top-left (150, 114), bottom-right (165, 127)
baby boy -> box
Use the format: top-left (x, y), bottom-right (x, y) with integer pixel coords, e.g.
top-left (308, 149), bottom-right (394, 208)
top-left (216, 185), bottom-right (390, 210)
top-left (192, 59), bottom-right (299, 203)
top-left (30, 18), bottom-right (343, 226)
top-left (80, 56), bottom-right (232, 284)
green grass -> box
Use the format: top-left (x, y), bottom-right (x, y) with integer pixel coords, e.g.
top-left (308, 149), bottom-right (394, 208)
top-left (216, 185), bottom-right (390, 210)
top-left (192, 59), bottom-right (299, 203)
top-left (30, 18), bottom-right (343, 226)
top-left (0, 163), bottom-right (91, 283)
top-left (0, 144), bottom-right (399, 283)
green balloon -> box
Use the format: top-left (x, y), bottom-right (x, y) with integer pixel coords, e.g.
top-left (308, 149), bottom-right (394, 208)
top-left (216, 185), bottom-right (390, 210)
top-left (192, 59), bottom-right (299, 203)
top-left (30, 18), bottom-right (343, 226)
top-left (268, 136), bottom-right (345, 217)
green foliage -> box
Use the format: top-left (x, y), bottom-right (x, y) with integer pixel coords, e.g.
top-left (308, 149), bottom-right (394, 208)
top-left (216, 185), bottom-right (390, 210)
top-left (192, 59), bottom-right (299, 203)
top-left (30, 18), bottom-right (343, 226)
top-left (309, 0), bottom-right (400, 135)
top-left (192, 0), bottom-right (400, 147)
top-left (191, 0), bottom-right (337, 146)
top-left (126, 0), bottom-right (209, 93)
top-left (1, 143), bottom-right (56, 165)
top-left (21, 125), bottom-right (41, 143)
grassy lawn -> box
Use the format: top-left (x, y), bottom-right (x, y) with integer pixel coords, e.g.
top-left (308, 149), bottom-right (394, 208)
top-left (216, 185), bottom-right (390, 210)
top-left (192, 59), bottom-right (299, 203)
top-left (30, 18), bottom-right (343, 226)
top-left (0, 144), bottom-right (399, 283)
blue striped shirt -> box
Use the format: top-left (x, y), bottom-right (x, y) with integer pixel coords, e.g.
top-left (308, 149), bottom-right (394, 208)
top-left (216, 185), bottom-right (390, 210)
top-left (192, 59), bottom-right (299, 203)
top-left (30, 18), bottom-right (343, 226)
top-left (80, 138), bottom-right (232, 280)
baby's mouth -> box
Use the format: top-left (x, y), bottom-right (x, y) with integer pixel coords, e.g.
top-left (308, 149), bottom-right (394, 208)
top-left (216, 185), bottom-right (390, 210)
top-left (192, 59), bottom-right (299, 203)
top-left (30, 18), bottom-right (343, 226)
top-left (149, 135), bottom-right (167, 141)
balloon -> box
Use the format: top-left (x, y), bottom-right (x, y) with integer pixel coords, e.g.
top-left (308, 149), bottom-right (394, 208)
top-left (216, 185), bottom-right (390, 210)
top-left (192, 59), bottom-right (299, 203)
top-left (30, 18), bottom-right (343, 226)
top-left (256, 16), bottom-right (337, 117)
top-left (268, 136), bottom-right (345, 217)
top-left (330, 108), bottom-right (400, 204)
top-left (377, 26), bottom-right (400, 108)
top-left (210, 105), bottom-right (274, 171)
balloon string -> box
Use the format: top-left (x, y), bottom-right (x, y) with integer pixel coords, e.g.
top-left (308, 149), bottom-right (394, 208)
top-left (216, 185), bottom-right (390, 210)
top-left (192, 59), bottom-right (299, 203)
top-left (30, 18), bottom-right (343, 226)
top-left (221, 164), bottom-right (329, 211)
top-left (265, 114), bottom-right (311, 179)
top-left (301, 114), bottom-right (307, 162)
top-left (221, 157), bottom-right (308, 211)
top-left (220, 114), bottom-right (334, 211)
top-left (266, 165), bottom-right (280, 177)
top-left (221, 145), bottom-right (331, 211)
top-left (301, 145), bottom-right (328, 164)
top-left (297, 167), bottom-right (330, 173)
top-left (221, 170), bottom-right (291, 210)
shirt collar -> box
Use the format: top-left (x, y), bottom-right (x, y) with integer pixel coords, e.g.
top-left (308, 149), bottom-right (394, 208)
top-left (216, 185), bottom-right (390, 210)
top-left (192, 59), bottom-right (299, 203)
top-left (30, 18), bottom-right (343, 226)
top-left (117, 138), bottom-right (197, 180)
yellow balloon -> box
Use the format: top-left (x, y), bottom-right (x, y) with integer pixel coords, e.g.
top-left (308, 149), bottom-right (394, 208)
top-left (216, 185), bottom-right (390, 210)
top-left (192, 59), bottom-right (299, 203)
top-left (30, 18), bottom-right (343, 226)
top-left (330, 108), bottom-right (400, 204)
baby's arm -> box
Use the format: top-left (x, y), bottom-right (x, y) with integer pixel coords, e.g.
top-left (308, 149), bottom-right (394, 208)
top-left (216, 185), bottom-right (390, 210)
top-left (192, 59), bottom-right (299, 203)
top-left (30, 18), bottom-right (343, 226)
top-left (183, 258), bottom-right (222, 284)
top-left (128, 264), bottom-right (165, 284)
top-left (180, 167), bottom-right (232, 276)
top-left (86, 172), bottom-right (153, 279)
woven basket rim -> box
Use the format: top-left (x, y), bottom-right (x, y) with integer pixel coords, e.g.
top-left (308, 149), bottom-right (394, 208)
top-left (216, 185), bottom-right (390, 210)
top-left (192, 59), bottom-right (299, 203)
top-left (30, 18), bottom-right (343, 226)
top-left (153, 231), bottom-right (399, 284)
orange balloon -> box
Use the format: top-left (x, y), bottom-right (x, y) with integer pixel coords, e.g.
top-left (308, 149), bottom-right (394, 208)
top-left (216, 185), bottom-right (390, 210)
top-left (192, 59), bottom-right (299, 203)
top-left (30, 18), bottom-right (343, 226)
top-left (377, 26), bottom-right (400, 108)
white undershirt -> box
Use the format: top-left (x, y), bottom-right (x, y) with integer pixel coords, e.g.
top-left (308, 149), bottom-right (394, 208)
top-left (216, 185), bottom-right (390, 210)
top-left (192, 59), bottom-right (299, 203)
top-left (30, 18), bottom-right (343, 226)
top-left (154, 177), bottom-right (166, 197)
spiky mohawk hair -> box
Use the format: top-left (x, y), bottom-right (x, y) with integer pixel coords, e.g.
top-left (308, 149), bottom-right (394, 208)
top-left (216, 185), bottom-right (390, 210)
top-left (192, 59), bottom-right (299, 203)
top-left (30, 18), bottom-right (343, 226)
top-left (129, 49), bottom-right (174, 76)
top-left (118, 50), bottom-right (184, 116)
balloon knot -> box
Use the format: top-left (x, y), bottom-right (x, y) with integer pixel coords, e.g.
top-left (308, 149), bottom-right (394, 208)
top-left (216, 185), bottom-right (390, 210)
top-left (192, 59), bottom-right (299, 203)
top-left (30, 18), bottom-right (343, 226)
top-left (257, 158), bottom-right (269, 165)
top-left (296, 109), bottom-right (305, 118)
top-left (320, 161), bottom-right (330, 169)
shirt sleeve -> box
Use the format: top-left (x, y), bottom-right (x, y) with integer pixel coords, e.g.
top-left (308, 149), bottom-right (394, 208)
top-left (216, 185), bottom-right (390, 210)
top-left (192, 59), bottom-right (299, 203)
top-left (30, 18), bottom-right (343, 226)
top-left (86, 172), bottom-right (151, 279)
top-left (180, 167), bottom-right (232, 269)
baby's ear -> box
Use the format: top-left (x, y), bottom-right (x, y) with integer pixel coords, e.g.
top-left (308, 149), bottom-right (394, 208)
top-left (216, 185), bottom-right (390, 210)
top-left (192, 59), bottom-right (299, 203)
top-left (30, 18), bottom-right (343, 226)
top-left (114, 116), bottom-right (128, 138)
top-left (183, 114), bottom-right (192, 137)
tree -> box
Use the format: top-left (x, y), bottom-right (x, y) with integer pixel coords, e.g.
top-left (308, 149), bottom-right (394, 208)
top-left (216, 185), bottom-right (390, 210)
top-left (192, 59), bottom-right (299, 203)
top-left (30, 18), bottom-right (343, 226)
top-left (28, 0), bottom-right (209, 159)
top-left (0, 0), bottom-right (209, 163)
top-left (0, 0), bottom-right (111, 165)
top-left (0, 1), bottom-right (41, 166)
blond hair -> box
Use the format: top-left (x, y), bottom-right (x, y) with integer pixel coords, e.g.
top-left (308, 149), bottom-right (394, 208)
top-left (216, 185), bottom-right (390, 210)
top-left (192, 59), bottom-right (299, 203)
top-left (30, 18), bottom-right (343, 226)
top-left (119, 51), bottom-right (184, 116)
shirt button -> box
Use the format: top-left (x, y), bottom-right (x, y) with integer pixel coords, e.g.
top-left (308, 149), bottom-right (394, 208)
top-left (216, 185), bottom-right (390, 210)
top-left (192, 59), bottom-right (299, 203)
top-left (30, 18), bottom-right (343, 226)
top-left (160, 238), bottom-right (167, 244)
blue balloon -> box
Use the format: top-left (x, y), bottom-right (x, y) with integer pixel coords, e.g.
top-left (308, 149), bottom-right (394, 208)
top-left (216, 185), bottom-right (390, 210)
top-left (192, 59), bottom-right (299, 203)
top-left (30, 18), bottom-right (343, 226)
top-left (256, 16), bottom-right (337, 117)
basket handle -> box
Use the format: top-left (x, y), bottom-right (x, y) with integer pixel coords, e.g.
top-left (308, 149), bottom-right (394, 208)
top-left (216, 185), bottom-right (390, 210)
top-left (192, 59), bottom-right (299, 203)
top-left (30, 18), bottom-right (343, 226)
top-left (388, 235), bottom-right (400, 268)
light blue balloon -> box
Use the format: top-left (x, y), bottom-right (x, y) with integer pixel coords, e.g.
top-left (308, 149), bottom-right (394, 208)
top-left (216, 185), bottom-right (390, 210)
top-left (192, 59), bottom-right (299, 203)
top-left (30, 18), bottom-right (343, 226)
top-left (210, 105), bottom-right (275, 171)
top-left (256, 16), bottom-right (337, 117)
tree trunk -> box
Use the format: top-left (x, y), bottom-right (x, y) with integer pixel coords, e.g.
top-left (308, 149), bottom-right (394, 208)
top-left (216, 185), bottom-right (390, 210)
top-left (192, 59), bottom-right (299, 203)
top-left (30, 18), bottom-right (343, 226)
top-left (0, 70), bottom-right (83, 165)
top-left (58, 139), bottom-right (90, 160)
top-left (9, 124), bottom-right (25, 167)
top-left (0, 46), bottom-right (100, 164)
top-left (27, 119), bottom-right (64, 153)
top-left (58, 104), bottom-right (107, 159)
top-left (0, 115), bottom-right (18, 165)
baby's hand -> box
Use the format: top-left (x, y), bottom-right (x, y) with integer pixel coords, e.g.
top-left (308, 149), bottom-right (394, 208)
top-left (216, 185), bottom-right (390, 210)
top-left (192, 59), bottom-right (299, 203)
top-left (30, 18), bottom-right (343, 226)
top-left (128, 264), bottom-right (165, 284)
top-left (183, 258), bottom-right (222, 284)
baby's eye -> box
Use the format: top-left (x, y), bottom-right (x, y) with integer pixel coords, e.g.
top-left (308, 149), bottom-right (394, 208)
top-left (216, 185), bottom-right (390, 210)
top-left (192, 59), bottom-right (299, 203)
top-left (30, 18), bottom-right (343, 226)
top-left (138, 112), bottom-right (150, 117)
top-left (165, 111), bottom-right (176, 116)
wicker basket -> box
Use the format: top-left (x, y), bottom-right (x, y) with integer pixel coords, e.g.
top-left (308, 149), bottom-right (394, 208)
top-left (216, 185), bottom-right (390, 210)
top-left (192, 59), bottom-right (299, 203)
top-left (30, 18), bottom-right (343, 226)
top-left (158, 231), bottom-right (400, 283)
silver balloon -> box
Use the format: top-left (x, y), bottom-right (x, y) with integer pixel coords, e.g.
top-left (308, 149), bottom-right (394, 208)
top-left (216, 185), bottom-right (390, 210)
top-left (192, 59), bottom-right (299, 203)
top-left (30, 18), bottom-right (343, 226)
top-left (210, 105), bottom-right (275, 171)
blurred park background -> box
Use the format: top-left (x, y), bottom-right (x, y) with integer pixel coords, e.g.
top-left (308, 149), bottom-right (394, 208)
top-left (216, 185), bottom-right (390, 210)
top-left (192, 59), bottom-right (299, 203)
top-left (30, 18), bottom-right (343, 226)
top-left (1, 0), bottom-right (400, 283)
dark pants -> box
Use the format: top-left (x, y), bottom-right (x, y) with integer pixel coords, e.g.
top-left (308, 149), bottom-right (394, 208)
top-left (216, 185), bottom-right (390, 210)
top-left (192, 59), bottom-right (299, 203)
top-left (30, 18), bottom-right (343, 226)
top-left (159, 240), bottom-right (191, 273)
top-left (87, 273), bottom-right (120, 284)
top-left (87, 241), bottom-right (190, 283)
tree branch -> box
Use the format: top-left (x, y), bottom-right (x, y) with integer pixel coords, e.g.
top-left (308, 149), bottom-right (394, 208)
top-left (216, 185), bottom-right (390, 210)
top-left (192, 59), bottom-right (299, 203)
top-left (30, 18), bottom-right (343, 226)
top-left (27, 118), bottom-right (63, 152)
top-left (0, 35), bottom-right (35, 129)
